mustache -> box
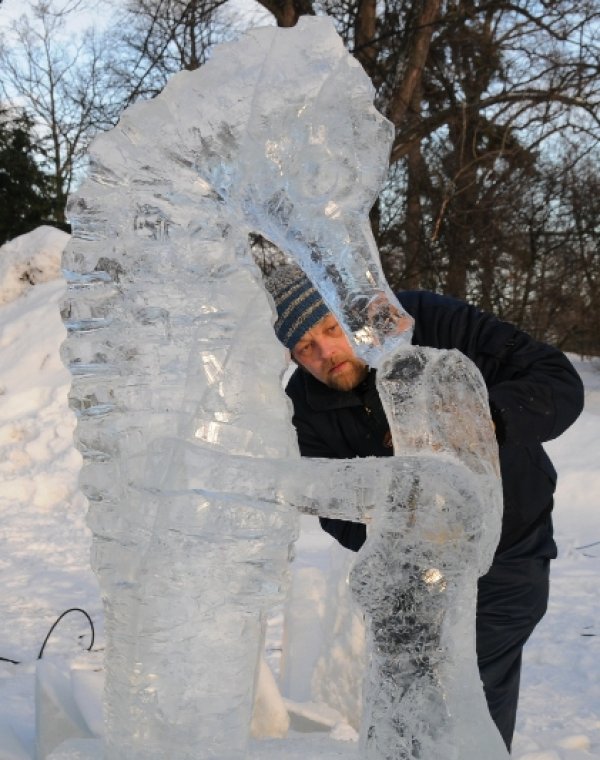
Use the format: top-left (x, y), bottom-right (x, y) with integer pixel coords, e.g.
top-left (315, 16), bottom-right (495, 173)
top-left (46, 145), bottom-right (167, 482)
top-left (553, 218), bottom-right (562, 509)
top-left (326, 356), bottom-right (364, 372)
top-left (326, 357), bottom-right (349, 371)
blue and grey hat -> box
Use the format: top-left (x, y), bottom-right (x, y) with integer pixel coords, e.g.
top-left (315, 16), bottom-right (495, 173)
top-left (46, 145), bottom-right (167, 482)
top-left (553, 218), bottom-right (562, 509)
top-left (264, 263), bottom-right (330, 350)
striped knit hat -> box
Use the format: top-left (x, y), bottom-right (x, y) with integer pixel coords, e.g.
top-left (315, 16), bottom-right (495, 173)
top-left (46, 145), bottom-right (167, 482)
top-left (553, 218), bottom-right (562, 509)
top-left (264, 263), bottom-right (330, 350)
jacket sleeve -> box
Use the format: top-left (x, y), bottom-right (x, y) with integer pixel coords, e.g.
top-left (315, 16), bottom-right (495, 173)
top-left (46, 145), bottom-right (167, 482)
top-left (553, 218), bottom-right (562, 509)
top-left (401, 291), bottom-right (585, 447)
top-left (293, 412), bottom-right (368, 550)
top-left (485, 330), bottom-right (584, 447)
top-left (286, 372), bottom-right (368, 552)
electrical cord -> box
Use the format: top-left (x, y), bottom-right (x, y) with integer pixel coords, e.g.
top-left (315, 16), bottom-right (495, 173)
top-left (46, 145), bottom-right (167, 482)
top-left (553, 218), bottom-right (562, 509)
top-left (0, 607), bottom-right (95, 665)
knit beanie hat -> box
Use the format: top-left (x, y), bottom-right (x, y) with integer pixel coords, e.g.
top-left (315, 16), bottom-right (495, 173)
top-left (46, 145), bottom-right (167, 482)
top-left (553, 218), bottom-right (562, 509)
top-left (264, 262), bottom-right (330, 350)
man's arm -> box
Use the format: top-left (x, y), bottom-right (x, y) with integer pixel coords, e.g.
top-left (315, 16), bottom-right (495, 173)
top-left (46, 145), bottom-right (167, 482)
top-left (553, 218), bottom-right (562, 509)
top-left (484, 330), bottom-right (584, 447)
top-left (286, 369), bottom-right (369, 550)
top-left (399, 291), bottom-right (584, 447)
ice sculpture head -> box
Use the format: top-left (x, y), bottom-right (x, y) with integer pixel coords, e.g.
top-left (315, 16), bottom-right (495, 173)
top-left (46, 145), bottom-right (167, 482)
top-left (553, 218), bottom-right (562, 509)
top-left (231, 18), bottom-right (415, 364)
top-left (68, 16), bottom-right (412, 368)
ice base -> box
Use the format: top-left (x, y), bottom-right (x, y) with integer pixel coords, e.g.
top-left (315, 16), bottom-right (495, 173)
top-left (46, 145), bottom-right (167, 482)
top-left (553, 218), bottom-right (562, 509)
top-left (47, 735), bottom-right (359, 760)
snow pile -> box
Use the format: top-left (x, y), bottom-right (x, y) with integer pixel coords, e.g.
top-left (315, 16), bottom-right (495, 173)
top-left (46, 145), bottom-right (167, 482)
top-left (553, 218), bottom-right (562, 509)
top-left (0, 226), bottom-right (69, 306)
top-left (0, 229), bottom-right (102, 758)
top-left (0, 227), bottom-right (599, 759)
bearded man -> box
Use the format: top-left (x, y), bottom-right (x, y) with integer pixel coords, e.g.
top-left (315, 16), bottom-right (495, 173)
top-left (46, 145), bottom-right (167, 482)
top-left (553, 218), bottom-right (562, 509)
top-left (265, 263), bottom-right (584, 751)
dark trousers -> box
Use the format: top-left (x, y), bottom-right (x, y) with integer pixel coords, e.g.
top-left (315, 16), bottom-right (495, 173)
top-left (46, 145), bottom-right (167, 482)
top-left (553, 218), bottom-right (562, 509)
top-left (476, 522), bottom-right (555, 751)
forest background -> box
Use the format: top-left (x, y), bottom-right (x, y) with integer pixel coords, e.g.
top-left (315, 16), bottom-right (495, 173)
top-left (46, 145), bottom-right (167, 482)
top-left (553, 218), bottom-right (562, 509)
top-left (0, 0), bottom-right (598, 354)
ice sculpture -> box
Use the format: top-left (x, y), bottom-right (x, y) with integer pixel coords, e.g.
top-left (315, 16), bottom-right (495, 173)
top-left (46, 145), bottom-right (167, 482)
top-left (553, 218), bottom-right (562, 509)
top-left (351, 348), bottom-right (507, 759)
top-left (61, 15), bottom-right (508, 760)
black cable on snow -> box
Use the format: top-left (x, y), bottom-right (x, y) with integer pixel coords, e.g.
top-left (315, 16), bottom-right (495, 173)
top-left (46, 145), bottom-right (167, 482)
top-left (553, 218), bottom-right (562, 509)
top-left (0, 607), bottom-right (95, 665)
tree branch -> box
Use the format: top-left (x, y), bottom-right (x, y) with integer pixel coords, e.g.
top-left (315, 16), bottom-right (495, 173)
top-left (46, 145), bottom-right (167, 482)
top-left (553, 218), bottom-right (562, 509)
top-left (390, 87), bottom-right (600, 163)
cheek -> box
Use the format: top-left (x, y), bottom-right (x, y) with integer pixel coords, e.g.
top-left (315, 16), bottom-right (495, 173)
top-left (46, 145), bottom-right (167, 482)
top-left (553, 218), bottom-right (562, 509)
top-left (339, 334), bottom-right (356, 355)
top-left (295, 354), bottom-right (319, 375)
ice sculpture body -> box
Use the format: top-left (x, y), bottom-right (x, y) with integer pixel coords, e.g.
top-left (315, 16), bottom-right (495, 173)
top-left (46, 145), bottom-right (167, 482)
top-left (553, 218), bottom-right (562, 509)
top-left (61, 17), bottom-right (408, 760)
top-left (61, 15), bottom-right (508, 760)
top-left (352, 348), bottom-right (507, 759)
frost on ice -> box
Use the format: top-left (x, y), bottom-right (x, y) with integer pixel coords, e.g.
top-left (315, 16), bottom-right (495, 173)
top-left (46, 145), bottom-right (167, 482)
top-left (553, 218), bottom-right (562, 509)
top-left (61, 16), bottom-right (508, 760)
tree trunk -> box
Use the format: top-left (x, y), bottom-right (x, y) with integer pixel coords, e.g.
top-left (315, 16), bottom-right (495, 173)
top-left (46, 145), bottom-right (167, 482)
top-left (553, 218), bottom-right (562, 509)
top-left (354, 0), bottom-right (377, 74)
top-left (386, 0), bottom-right (441, 129)
top-left (255, 0), bottom-right (315, 27)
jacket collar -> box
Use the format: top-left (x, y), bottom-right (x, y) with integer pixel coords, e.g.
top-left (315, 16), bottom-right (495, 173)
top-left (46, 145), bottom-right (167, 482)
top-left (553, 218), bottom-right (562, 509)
top-left (301, 367), bottom-right (375, 412)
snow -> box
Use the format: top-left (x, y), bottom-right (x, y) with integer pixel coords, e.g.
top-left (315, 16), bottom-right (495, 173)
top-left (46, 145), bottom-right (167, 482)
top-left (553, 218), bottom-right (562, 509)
top-left (0, 227), bottom-right (599, 758)
top-left (0, 227), bottom-right (69, 308)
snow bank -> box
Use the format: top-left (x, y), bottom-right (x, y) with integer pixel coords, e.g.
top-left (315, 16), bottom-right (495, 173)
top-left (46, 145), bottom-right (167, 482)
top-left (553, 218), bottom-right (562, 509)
top-left (0, 227), bottom-right (69, 307)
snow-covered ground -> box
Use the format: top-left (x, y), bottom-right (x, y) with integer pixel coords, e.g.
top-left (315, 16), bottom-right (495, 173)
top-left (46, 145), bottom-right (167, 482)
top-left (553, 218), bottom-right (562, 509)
top-left (0, 228), bottom-right (598, 759)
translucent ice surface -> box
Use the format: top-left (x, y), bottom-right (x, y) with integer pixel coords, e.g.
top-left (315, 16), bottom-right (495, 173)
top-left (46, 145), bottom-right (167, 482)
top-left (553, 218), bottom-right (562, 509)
top-left (353, 348), bottom-right (506, 759)
top-left (61, 15), bottom-right (507, 760)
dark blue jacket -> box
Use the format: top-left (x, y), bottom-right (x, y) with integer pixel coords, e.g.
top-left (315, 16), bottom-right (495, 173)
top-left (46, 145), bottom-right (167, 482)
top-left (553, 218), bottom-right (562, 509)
top-left (285, 291), bottom-right (584, 555)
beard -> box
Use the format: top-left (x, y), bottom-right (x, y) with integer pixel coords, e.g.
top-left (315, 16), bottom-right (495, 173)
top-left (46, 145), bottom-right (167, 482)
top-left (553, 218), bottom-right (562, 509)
top-left (324, 357), bottom-right (369, 392)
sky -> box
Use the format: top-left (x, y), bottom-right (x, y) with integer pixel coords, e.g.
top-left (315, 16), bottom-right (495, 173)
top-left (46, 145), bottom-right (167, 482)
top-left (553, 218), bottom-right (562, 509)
top-left (0, 0), bottom-right (272, 35)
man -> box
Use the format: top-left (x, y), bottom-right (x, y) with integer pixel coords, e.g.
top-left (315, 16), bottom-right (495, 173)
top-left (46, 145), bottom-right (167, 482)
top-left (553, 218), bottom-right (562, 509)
top-left (265, 263), bottom-right (584, 751)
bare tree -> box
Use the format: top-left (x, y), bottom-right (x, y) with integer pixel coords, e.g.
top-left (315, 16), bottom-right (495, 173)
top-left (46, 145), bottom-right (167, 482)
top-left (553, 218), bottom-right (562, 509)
top-left (503, 158), bottom-right (600, 354)
top-left (0, 0), bottom-right (117, 225)
top-left (108, 0), bottom-right (234, 107)
top-left (1, 0), bottom-right (597, 347)
top-left (250, 0), bottom-right (600, 350)
top-left (412, 0), bottom-right (600, 301)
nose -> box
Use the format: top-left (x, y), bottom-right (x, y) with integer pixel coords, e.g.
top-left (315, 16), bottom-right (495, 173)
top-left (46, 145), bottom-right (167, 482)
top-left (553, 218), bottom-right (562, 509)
top-left (315, 336), bottom-right (338, 360)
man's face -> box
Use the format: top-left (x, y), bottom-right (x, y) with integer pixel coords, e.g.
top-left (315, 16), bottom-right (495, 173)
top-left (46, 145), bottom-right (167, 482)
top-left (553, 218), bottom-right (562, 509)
top-left (291, 313), bottom-right (368, 392)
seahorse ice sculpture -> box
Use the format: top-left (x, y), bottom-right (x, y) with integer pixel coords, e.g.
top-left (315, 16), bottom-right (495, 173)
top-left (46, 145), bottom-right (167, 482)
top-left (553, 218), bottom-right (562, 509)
top-left (61, 15), bottom-right (508, 760)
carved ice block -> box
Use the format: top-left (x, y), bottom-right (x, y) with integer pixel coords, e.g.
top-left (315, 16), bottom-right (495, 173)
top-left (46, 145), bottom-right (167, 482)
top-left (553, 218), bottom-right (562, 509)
top-left (346, 346), bottom-right (506, 760)
top-left (61, 14), bottom-right (507, 760)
